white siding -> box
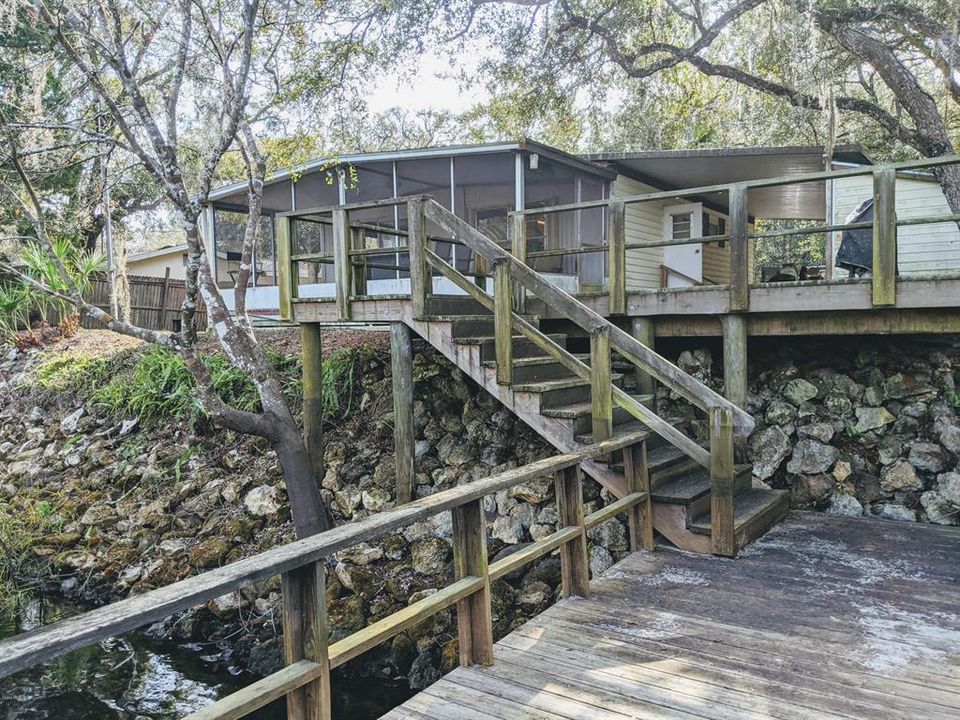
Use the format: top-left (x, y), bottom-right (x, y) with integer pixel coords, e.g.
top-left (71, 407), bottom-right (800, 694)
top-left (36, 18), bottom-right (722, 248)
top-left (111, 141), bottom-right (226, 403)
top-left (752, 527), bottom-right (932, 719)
top-left (613, 175), bottom-right (666, 291)
top-left (833, 174), bottom-right (960, 276)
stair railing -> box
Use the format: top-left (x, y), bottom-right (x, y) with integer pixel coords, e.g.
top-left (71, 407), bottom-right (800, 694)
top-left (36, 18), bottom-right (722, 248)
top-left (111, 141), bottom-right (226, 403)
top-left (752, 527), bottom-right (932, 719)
top-left (412, 198), bottom-right (754, 470)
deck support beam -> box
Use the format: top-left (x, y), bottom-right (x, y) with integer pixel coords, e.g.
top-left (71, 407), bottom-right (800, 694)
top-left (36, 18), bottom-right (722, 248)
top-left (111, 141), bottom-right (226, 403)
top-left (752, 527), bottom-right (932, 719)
top-left (391, 322), bottom-right (415, 505)
top-left (301, 323), bottom-right (325, 482)
top-left (608, 201), bottom-right (626, 315)
top-left (729, 184), bottom-right (750, 313)
top-left (277, 215), bottom-right (294, 322)
top-left (408, 198), bottom-right (429, 320)
top-left (630, 317), bottom-right (656, 402)
top-left (721, 314), bottom-right (748, 410)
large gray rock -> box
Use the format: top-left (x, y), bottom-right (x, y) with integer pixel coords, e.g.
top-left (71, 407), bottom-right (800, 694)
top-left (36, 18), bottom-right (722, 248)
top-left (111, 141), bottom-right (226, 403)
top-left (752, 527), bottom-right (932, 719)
top-left (490, 515), bottom-right (524, 544)
top-left (940, 426), bottom-right (960, 455)
top-left (410, 537), bottom-right (451, 575)
top-left (783, 378), bottom-right (818, 405)
top-left (908, 442), bottom-right (947, 474)
top-left (874, 502), bottom-right (916, 523)
top-left (920, 491), bottom-right (958, 525)
top-left (59, 407), bottom-right (84, 435)
top-left (827, 493), bottom-right (863, 517)
top-left (880, 459), bottom-right (922, 492)
top-left (749, 425), bottom-right (792, 480)
top-left (244, 485), bottom-right (281, 516)
top-left (938, 472), bottom-right (960, 506)
top-left (791, 474), bottom-right (834, 507)
top-left (588, 545), bottom-right (614, 577)
top-left (765, 400), bottom-right (796, 426)
top-left (797, 422), bottom-right (834, 444)
top-left (853, 406), bottom-right (895, 433)
top-left (786, 439), bottom-right (838, 475)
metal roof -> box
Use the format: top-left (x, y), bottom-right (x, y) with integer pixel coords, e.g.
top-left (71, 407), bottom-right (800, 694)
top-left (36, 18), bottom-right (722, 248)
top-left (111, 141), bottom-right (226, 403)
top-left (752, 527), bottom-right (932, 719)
top-left (208, 139), bottom-right (615, 202)
top-left (586, 145), bottom-right (873, 219)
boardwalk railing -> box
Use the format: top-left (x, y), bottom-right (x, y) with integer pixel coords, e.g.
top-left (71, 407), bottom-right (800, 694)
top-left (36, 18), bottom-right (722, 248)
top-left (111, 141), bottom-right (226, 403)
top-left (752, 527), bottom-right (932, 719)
top-left (0, 434), bottom-right (653, 720)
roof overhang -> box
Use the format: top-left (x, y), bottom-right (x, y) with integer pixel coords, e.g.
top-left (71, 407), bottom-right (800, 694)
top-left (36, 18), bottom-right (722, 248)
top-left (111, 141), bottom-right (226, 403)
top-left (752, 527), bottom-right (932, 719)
top-left (586, 145), bottom-right (873, 219)
top-left (128, 244), bottom-right (189, 262)
top-left (208, 139), bottom-right (615, 203)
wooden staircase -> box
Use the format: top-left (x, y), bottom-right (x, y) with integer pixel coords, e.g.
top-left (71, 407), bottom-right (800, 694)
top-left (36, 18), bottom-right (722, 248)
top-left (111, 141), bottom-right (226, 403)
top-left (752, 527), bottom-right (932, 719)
top-left (405, 294), bottom-right (789, 556)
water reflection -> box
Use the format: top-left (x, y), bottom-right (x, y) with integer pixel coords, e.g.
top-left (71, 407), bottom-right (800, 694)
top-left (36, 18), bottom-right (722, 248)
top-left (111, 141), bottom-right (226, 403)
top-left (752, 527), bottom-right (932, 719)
top-left (0, 596), bottom-right (412, 719)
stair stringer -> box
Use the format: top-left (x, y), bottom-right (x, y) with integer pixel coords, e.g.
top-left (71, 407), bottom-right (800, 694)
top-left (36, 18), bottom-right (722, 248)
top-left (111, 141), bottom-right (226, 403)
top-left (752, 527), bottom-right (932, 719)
top-left (403, 308), bottom-right (629, 498)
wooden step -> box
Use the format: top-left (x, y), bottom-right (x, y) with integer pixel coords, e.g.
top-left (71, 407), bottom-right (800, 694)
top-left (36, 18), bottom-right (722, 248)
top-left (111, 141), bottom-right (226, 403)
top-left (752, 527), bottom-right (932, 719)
top-left (687, 489), bottom-right (791, 552)
top-left (439, 315), bottom-right (539, 339)
top-left (652, 464), bottom-right (752, 518)
top-left (543, 397), bottom-right (653, 434)
top-left (425, 295), bottom-right (489, 315)
top-left (517, 373), bottom-right (624, 408)
top-left (456, 334), bottom-right (568, 361)
top-left (479, 354), bottom-right (585, 382)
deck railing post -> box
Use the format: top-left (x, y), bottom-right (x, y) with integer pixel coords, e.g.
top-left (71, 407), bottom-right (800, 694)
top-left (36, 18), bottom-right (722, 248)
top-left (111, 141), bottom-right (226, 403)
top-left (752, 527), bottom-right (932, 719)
top-left (332, 208), bottom-right (352, 321)
top-left (282, 561), bottom-right (331, 720)
top-left (590, 324), bottom-right (613, 443)
top-left (408, 198), bottom-right (429, 320)
top-left (451, 498), bottom-right (494, 666)
top-left (554, 464), bottom-right (590, 597)
top-left (728, 184), bottom-right (750, 313)
top-left (509, 212), bottom-right (527, 312)
top-left (493, 257), bottom-right (513, 385)
top-left (608, 200), bottom-right (626, 315)
top-left (622, 441), bottom-right (654, 552)
top-left (277, 215), bottom-right (294, 322)
top-left (709, 406), bottom-right (736, 557)
top-left (872, 167), bottom-right (897, 306)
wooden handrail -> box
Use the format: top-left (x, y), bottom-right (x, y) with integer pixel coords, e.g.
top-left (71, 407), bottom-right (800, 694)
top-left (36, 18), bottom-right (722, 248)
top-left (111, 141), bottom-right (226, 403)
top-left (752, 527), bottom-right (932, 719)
top-left (425, 249), bottom-right (711, 466)
top-left (421, 199), bottom-right (754, 438)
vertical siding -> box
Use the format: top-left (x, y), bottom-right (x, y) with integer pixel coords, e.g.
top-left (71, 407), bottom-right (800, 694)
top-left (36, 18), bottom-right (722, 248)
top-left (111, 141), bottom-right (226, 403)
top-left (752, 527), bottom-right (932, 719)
top-left (612, 175), bottom-right (665, 291)
top-left (701, 209), bottom-right (731, 285)
top-left (833, 174), bottom-right (960, 276)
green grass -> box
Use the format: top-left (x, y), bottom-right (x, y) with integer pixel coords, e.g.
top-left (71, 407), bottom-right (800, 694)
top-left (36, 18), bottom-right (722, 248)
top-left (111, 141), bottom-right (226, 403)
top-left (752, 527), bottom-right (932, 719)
top-left (34, 353), bottom-right (117, 392)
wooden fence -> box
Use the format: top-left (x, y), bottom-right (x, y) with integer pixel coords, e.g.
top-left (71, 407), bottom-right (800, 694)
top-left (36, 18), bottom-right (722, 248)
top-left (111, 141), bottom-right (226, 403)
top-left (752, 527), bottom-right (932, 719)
top-left (81, 270), bottom-right (207, 331)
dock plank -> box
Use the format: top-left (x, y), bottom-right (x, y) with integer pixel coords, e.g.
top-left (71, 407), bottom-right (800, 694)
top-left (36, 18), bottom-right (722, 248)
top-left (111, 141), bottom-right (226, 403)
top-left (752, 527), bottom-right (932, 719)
top-left (382, 512), bottom-right (960, 720)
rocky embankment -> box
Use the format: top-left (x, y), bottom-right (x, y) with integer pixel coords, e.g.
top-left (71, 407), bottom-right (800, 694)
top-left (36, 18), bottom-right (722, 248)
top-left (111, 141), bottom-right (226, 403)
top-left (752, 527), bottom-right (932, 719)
top-left (665, 337), bottom-right (960, 525)
top-left (0, 330), bottom-right (632, 688)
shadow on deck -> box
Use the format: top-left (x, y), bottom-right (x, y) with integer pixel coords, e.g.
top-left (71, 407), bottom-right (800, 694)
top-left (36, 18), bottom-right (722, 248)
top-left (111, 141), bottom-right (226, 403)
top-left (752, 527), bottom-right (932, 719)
top-left (383, 512), bottom-right (960, 719)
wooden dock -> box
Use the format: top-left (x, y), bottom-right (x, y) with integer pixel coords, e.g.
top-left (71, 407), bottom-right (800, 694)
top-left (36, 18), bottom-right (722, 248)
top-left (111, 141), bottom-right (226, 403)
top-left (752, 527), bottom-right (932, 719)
top-left (383, 512), bottom-right (960, 720)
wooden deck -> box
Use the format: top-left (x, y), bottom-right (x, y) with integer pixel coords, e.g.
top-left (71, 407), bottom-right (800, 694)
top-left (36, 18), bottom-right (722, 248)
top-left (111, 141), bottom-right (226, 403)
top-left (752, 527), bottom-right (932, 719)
top-left (382, 512), bottom-right (960, 720)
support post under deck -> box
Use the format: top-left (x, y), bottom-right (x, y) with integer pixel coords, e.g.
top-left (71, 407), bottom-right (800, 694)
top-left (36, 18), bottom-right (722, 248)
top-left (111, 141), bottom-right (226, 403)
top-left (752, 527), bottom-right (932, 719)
top-left (722, 314), bottom-right (748, 410)
top-left (391, 322), bottom-right (415, 505)
top-left (301, 323), bottom-right (325, 482)
top-left (630, 317), bottom-right (656, 402)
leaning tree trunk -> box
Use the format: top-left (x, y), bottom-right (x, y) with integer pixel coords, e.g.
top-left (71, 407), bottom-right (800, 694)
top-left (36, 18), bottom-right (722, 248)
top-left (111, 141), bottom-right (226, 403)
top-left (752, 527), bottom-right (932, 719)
top-left (273, 413), bottom-right (333, 534)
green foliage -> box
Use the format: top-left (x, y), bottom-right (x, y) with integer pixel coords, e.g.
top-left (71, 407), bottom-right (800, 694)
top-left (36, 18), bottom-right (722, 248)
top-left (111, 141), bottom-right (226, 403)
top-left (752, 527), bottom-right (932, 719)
top-left (90, 345), bottom-right (369, 428)
top-left (34, 352), bottom-right (116, 392)
top-left (0, 498), bottom-right (65, 616)
top-left (0, 238), bottom-right (104, 337)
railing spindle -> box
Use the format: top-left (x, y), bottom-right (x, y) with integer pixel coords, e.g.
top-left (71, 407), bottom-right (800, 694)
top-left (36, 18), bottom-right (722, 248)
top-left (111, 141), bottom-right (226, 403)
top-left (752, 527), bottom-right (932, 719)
top-left (281, 561), bottom-right (331, 720)
top-left (331, 209), bottom-right (351, 321)
top-left (493, 257), bottom-right (513, 385)
top-left (590, 324), bottom-right (613, 443)
top-left (554, 464), bottom-right (590, 597)
top-left (350, 226), bottom-right (367, 297)
top-left (607, 200), bottom-right (626, 315)
top-left (872, 167), bottom-right (897, 306)
top-left (276, 215), bottom-right (294, 322)
top-left (451, 498), bottom-right (494, 666)
top-left (709, 406), bottom-right (736, 557)
top-left (407, 198), bottom-right (429, 320)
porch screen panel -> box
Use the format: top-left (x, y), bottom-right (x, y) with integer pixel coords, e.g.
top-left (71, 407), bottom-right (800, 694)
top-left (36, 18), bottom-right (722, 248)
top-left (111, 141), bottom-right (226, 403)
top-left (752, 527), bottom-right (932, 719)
top-left (213, 209), bottom-right (274, 288)
top-left (397, 157), bottom-right (453, 271)
top-left (343, 162), bottom-right (400, 281)
top-left (454, 153), bottom-right (515, 274)
top-left (292, 217), bottom-right (332, 284)
top-left (579, 179), bottom-right (606, 286)
top-left (524, 157), bottom-right (577, 274)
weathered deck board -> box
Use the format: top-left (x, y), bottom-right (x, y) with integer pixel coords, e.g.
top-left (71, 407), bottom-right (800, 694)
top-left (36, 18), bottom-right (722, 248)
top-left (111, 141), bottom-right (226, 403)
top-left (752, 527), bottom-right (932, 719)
top-left (382, 512), bottom-right (960, 720)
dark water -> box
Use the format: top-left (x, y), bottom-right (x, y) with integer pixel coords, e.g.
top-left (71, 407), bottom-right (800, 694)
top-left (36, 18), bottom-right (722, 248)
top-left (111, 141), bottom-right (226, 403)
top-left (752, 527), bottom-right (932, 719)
top-left (0, 597), bottom-right (413, 719)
